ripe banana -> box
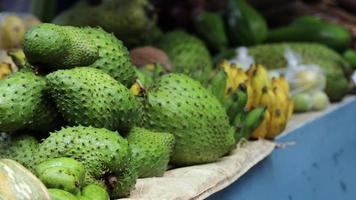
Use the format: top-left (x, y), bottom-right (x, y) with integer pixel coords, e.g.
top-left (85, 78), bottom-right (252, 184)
top-left (247, 64), bottom-right (272, 108)
top-left (273, 85), bottom-right (288, 116)
top-left (250, 110), bottom-right (271, 139)
top-left (267, 108), bottom-right (287, 139)
top-left (0, 63), bottom-right (12, 80)
top-left (0, 15), bottom-right (26, 49)
top-left (272, 76), bottom-right (289, 95)
top-left (259, 86), bottom-right (276, 114)
top-left (286, 97), bottom-right (294, 121)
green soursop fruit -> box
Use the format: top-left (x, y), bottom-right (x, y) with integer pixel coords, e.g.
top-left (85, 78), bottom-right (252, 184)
top-left (24, 23), bottom-right (98, 68)
top-left (48, 189), bottom-right (78, 200)
top-left (24, 23), bottom-right (136, 86)
top-left (141, 74), bottom-right (235, 166)
top-left (127, 127), bottom-right (175, 177)
top-left (0, 70), bottom-right (59, 132)
top-left (46, 67), bottom-right (141, 132)
top-left (1, 134), bottom-right (39, 168)
top-left (53, 0), bottom-right (156, 47)
top-left (32, 126), bottom-right (137, 198)
top-left (77, 184), bottom-right (110, 200)
top-left (35, 157), bottom-right (86, 194)
top-left (158, 31), bottom-right (213, 84)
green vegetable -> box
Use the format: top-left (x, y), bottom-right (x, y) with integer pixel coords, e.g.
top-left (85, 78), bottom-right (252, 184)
top-left (226, 0), bottom-right (268, 46)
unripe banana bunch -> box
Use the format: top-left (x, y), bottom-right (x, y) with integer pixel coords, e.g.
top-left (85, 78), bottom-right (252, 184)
top-left (35, 157), bottom-right (110, 200)
top-left (0, 13), bottom-right (41, 49)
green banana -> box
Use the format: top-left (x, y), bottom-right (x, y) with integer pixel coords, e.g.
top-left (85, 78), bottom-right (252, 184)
top-left (35, 157), bottom-right (85, 194)
top-left (226, 84), bottom-right (248, 124)
top-left (240, 106), bottom-right (266, 139)
top-left (207, 69), bottom-right (227, 104)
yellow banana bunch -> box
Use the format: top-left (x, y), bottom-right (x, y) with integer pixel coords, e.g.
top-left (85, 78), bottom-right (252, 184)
top-left (217, 61), bottom-right (294, 140)
top-left (0, 15), bottom-right (26, 49)
top-left (266, 108), bottom-right (287, 139)
top-left (245, 65), bottom-right (294, 139)
top-left (246, 64), bottom-right (272, 109)
top-left (220, 60), bottom-right (248, 96)
top-left (0, 62), bottom-right (11, 79)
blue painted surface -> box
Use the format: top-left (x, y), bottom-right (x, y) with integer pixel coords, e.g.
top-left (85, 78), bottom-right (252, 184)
top-left (208, 99), bottom-right (356, 200)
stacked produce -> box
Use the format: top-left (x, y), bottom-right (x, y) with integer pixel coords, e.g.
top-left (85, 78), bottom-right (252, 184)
top-left (0, 0), bottom-right (355, 198)
top-left (210, 61), bottom-right (293, 139)
top-left (0, 23), bottom-right (270, 198)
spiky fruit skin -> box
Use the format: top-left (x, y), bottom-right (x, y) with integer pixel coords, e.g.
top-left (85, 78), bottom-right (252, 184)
top-left (0, 70), bottom-right (58, 132)
top-left (248, 43), bottom-right (350, 102)
top-left (24, 23), bottom-right (136, 86)
top-left (141, 74), bottom-right (235, 165)
top-left (52, 0), bottom-right (155, 47)
top-left (83, 27), bottom-right (136, 86)
top-left (127, 127), bottom-right (175, 178)
top-left (48, 189), bottom-right (78, 200)
top-left (1, 134), bottom-right (38, 168)
top-left (35, 157), bottom-right (85, 194)
top-left (33, 126), bottom-right (137, 198)
top-left (158, 31), bottom-right (213, 83)
top-left (24, 23), bottom-right (98, 68)
top-left (46, 67), bottom-right (141, 132)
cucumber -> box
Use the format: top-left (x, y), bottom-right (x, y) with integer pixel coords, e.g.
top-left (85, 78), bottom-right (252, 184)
top-left (226, 0), bottom-right (268, 46)
top-left (268, 16), bottom-right (352, 52)
top-left (194, 11), bottom-right (228, 52)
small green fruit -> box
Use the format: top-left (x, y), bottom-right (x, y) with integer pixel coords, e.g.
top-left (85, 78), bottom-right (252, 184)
top-left (293, 93), bottom-right (313, 112)
top-left (311, 91), bottom-right (329, 110)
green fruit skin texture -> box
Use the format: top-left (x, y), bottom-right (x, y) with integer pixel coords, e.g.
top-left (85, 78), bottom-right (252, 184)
top-left (46, 67), bottom-right (141, 132)
top-left (128, 127), bottom-right (175, 178)
top-left (48, 189), bottom-right (78, 200)
top-left (83, 27), bottom-right (136, 86)
top-left (24, 23), bottom-right (136, 86)
top-left (0, 70), bottom-right (58, 132)
top-left (35, 157), bottom-right (85, 195)
top-left (24, 23), bottom-right (98, 68)
top-left (33, 126), bottom-right (137, 198)
top-left (343, 49), bottom-right (356, 70)
top-left (78, 184), bottom-right (110, 200)
top-left (53, 0), bottom-right (155, 47)
top-left (226, 0), bottom-right (268, 46)
top-left (268, 16), bottom-right (352, 52)
top-left (194, 11), bottom-right (228, 52)
top-left (249, 43), bottom-right (350, 102)
top-left (141, 74), bottom-right (235, 166)
top-left (158, 31), bottom-right (213, 84)
top-left (1, 135), bottom-right (38, 168)
top-left (293, 93), bottom-right (313, 112)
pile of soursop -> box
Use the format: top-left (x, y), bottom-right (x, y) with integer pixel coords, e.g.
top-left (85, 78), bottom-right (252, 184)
top-left (0, 23), bottom-right (251, 199)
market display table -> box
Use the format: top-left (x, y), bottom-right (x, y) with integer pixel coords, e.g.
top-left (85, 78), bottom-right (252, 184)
top-left (208, 96), bottom-right (356, 200)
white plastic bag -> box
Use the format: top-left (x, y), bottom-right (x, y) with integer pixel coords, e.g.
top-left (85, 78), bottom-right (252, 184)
top-left (269, 48), bottom-right (327, 96)
top-left (228, 47), bottom-right (255, 70)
